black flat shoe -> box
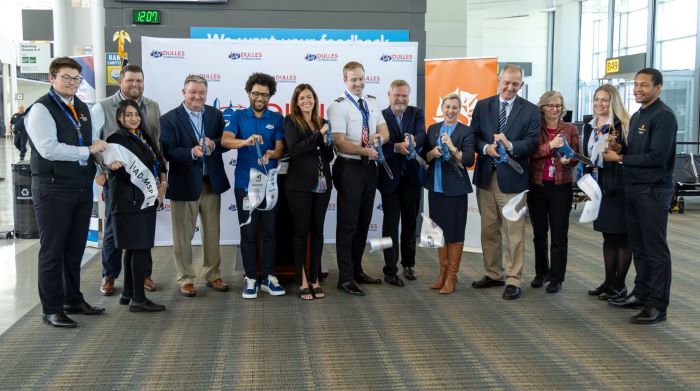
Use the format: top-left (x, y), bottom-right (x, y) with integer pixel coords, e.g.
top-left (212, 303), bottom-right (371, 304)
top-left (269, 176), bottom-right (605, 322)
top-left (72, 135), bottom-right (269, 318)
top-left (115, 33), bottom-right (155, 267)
top-left (531, 275), bottom-right (545, 288)
top-left (128, 299), bottom-right (166, 312)
top-left (384, 274), bottom-right (405, 287)
top-left (599, 287), bottom-right (627, 301)
top-left (546, 281), bottom-right (562, 293)
top-left (63, 302), bottom-right (105, 315)
top-left (403, 267), bottom-right (416, 281)
top-left (631, 307), bottom-right (666, 324)
top-left (472, 276), bottom-right (505, 289)
top-left (608, 294), bottom-right (644, 309)
top-left (43, 313), bottom-right (77, 328)
top-left (337, 281), bottom-right (366, 296)
top-left (354, 272), bottom-right (381, 284)
top-left (588, 284), bottom-right (608, 296)
top-left (502, 285), bottom-right (522, 300)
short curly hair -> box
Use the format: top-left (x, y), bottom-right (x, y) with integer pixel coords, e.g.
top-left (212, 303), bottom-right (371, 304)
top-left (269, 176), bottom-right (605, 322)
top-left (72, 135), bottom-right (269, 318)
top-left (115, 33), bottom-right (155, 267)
top-left (244, 72), bottom-right (277, 97)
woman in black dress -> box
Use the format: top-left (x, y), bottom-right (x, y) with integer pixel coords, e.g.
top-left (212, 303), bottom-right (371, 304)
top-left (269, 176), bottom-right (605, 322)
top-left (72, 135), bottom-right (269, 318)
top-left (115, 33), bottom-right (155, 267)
top-left (423, 93), bottom-right (475, 294)
top-left (107, 99), bottom-right (167, 312)
top-left (284, 84), bottom-right (334, 300)
top-left (582, 84), bottom-right (632, 301)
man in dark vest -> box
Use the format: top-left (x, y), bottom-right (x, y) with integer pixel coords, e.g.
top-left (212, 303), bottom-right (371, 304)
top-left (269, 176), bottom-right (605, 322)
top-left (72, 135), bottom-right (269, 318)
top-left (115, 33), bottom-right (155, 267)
top-left (92, 64), bottom-right (162, 296)
top-left (25, 57), bottom-right (114, 328)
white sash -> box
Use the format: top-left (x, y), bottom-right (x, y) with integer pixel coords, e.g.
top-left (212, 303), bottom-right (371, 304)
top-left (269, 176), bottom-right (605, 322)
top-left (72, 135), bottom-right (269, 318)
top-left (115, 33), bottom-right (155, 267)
top-left (240, 167), bottom-right (279, 227)
top-left (101, 144), bottom-right (157, 209)
top-left (577, 174), bottom-right (602, 223)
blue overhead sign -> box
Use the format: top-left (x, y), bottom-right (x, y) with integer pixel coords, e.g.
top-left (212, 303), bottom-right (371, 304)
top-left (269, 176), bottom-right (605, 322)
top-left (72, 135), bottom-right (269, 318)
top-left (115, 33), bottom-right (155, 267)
top-left (190, 27), bottom-right (410, 42)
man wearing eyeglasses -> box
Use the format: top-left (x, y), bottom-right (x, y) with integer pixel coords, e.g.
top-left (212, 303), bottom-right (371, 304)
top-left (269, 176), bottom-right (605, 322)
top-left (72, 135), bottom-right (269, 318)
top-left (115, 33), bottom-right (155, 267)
top-left (91, 64), bottom-right (163, 297)
top-left (24, 57), bottom-right (111, 328)
top-left (160, 75), bottom-right (230, 298)
top-left (471, 64), bottom-right (540, 300)
top-left (222, 72), bottom-right (286, 299)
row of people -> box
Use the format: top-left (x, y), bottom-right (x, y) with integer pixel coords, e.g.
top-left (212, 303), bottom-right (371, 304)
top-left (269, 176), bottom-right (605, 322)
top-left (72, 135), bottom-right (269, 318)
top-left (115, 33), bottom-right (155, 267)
top-left (26, 57), bottom-right (675, 328)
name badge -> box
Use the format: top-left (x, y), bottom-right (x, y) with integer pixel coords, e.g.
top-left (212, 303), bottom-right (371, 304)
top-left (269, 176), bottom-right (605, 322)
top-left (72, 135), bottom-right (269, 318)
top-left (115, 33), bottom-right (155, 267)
top-left (79, 159), bottom-right (88, 166)
top-left (266, 124), bottom-right (275, 130)
top-left (277, 161), bottom-right (289, 175)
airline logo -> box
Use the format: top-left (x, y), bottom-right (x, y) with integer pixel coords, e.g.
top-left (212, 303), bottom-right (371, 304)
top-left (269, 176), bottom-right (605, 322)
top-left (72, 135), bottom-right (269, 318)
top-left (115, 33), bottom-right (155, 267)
top-left (304, 52), bottom-right (339, 62)
top-left (275, 74), bottom-right (297, 83)
top-left (228, 52), bottom-right (263, 61)
top-left (150, 49), bottom-right (185, 59)
top-left (380, 53), bottom-right (414, 62)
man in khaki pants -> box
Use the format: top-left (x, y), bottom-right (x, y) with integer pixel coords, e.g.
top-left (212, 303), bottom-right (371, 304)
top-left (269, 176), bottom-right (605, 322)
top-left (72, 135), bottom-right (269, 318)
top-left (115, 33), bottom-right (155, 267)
top-left (159, 75), bottom-right (230, 297)
top-left (470, 64), bottom-right (540, 300)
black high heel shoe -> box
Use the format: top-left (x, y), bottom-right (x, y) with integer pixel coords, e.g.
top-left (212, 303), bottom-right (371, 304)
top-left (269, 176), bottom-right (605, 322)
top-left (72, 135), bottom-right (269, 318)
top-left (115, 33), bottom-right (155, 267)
top-left (599, 286), bottom-right (627, 301)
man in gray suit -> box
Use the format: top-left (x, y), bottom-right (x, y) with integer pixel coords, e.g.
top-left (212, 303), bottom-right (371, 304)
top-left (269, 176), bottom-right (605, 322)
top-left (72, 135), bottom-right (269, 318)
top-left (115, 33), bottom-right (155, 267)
top-left (92, 64), bottom-right (162, 296)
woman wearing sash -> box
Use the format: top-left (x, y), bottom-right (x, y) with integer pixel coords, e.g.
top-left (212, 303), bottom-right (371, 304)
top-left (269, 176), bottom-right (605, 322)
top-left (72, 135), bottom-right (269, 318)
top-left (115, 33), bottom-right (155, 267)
top-left (107, 99), bottom-right (167, 312)
top-left (422, 93), bottom-right (475, 294)
top-left (527, 91), bottom-right (579, 294)
top-left (583, 85), bottom-right (632, 301)
top-left (284, 84), bottom-right (334, 300)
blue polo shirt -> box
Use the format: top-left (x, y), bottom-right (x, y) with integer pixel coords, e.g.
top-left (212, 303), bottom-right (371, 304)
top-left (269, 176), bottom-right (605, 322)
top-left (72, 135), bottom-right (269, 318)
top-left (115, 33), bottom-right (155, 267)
top-left (225, 107), bottom-right (284, 190)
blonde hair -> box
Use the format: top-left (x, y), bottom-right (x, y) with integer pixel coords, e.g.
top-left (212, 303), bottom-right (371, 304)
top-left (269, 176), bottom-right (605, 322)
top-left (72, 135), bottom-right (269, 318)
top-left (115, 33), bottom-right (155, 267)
top-left (441, 92), bottom-right (460, 107)
top-left (595, 84), bottom-right (630, 140)
top-left (538, 91), bottom-right (567, 119)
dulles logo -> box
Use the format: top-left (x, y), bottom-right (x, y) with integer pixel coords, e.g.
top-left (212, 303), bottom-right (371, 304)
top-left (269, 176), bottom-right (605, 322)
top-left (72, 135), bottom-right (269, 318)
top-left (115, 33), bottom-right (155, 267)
top-left (380, 53), bottom-right (414, 62)
top-left (275, 74), bottom-right (297, 83)
top-left (150, 49), bottom-right (185, 59)
top-left (228, 52), bottom-right (263, 61)
top-left (304, 52), bottom-right (339, 62)
top-left (365, 75), bottom-right (381, 84)
top-left (196, 73), bottom-right (222, 82)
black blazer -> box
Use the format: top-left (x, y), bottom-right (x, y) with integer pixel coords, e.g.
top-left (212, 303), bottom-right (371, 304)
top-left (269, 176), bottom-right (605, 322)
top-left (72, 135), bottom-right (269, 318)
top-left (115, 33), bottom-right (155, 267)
top-left (160, 104), bottom-right (230, 201)
top-left (283, 116), bottom-right (334, 192)
top-left (422, 121), bottom-right (475, 196)
top-left (582, 120), bottom-right (627, 195)
top-left (472, 95), bottom-right (540, 193)
top-left (107, 129), bottom-right (167, 214)
top-left (378, 106), bottom-right (427, 193)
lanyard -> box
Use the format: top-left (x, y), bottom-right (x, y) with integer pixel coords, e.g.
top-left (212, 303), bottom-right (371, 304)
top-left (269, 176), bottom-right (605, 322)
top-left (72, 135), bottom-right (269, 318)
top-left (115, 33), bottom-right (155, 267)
top-left (129, 129), bottom-right (159, 178)
top-left (344, 91), bottom-right (369, 128)
top-left (187, 111), bottom-right (205, 141)
top-left (48, 89), bottom-right (84, 146)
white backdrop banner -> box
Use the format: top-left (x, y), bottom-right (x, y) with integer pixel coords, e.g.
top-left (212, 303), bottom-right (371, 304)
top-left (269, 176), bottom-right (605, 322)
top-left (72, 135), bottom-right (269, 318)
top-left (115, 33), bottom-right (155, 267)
top-left (141, 37), bottom-right (418, 246)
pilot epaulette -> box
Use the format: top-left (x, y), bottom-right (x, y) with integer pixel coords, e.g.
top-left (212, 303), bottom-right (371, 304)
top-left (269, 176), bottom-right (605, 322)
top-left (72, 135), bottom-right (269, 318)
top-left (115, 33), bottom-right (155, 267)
top-left (366, 94), bottom-right (376, 99)
top-left (335, 97), bottom-right (345, 103)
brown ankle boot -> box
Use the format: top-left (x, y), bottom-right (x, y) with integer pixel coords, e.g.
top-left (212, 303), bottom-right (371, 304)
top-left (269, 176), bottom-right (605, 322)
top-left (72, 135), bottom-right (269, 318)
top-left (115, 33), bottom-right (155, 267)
top-left (440, 255), bottom-right (461, 294)
top-left (430, 258), bottom-right (448, 289)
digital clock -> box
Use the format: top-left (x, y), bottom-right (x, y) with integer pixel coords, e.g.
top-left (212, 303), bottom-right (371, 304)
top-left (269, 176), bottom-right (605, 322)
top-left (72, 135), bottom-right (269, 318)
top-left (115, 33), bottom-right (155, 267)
top-left (132, 10), bottom-right (161, 25)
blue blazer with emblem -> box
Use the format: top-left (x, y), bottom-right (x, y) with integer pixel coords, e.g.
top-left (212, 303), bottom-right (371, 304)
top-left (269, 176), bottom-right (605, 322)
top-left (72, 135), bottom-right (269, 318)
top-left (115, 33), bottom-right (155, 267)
top-left (472, 95), bottom-right (540, 193)
top-left (160, 104), bottom-right (230, 201)
top-left (377, 106), bottom-right (427, 193)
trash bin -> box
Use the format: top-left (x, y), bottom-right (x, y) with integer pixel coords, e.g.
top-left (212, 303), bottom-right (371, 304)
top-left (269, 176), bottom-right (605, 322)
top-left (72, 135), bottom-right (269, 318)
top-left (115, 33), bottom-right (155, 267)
top-left (12, 162), bottom-right (39, 239)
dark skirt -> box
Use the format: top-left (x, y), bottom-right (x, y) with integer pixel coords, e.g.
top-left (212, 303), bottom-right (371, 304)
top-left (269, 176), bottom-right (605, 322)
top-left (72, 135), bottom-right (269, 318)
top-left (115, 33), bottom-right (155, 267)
top-left (428, 191), bottom-right (468, 243)
top-left (114, 208), bottom-right (157, 250)
top-left (593, 193), bottom-right (627, 234)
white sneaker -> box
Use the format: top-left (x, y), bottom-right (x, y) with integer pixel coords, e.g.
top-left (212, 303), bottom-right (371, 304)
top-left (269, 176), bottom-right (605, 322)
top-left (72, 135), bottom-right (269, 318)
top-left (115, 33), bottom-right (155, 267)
top-left (260, 275), bottom-right (286, 296)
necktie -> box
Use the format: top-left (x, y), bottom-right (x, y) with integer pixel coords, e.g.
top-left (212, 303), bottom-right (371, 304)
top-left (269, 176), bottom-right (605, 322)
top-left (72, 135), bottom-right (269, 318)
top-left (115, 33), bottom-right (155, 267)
top-left (66, 103), bottom-right (79, 122)
top-left (498, 101), bottom-right (508, 134)
top-left (359, 98), bottom-right (369, 148)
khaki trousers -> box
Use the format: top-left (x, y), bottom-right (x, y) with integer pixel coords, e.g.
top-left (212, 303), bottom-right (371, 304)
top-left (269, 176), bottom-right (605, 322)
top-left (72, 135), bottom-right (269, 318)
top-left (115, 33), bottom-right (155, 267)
top-left (170, 182), bottom-right (222, 285)
top-left (476, 172), bottom-right (527, 287)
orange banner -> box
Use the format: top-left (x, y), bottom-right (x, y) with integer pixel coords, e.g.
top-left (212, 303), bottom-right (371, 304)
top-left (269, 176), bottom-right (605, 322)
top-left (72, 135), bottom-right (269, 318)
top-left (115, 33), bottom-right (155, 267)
top-left (424, 57), bottom-right (498, 127)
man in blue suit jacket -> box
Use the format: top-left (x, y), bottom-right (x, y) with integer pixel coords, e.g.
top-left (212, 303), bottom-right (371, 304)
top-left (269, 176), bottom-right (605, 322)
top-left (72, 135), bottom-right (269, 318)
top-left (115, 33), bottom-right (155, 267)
top-left (160, 75), bottom-right (231, 298)
top-left (471, 64), bottom-right (540, 300)
top-left (378, 80), bottom-right (426, 286)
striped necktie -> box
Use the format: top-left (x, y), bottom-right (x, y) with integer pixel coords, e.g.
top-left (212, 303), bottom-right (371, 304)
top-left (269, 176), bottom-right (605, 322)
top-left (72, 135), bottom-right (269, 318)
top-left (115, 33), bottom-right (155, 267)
top-left (498, 101), bottom-right (508, 134)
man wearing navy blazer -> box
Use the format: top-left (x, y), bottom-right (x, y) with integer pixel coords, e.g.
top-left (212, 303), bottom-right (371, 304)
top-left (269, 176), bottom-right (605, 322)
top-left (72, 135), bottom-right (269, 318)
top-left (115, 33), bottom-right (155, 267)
top-left (471, 64), bottom-right (540, 300)
top-left (160, 75), bottom-right (231, 298)
top-left (378, 80), bottom-right (426, 286)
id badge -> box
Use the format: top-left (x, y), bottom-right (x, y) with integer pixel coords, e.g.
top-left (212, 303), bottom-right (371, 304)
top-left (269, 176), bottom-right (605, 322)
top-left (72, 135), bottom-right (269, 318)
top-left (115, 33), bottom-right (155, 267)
top-left (548, 165), bottom-right (555, 177)
top-left (242, 196), bottom-right (252, 211)
top-left (277, 161), bottom-right (289, 175)
top-left (317, 176), bottom-right (327, 192)
top-left (79, 159), bottom-right (88, 167)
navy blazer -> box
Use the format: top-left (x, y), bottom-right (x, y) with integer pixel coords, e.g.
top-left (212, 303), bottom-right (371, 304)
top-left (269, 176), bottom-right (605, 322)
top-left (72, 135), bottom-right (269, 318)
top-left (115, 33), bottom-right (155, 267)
top-left (422, 121), bottom-right (475, 196)
top-left (472, 95), bottom-right (540, 193)
top-left (377, 106), bottom-right (427, 193)
top-left (160, 104), bottom-right (230, 201)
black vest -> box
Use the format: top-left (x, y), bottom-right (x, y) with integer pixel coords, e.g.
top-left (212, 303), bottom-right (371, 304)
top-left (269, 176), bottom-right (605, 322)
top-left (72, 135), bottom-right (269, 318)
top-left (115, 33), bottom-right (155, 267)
top-left (29, 92), bottom-right (96, 191)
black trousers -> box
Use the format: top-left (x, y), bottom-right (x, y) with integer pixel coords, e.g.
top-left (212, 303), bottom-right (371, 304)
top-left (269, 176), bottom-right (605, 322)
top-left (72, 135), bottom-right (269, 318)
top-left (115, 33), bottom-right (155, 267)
top-left (333, 158), bottom-right (377, 284)
top-left (234, 188), bottom-right (277, 279)
top-left (122, 249), bottom-right (149, 302)
top-left (380, 178), bottom-right (421, 276)
top-left (625, 186), bottom-right (674, 311)
top-left (14, 130), bottom-right (28, 159)
top-left (287, 189), bottom-right (331, 286)
top-left (33, 189), bottom-right (92, 314)
top-left (526, 181), bottom-right (572, 284)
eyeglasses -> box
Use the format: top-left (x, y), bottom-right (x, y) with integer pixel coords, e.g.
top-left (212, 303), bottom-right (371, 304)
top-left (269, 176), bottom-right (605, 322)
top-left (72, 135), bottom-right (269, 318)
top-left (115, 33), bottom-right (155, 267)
top-left (53, 73), bottom-right (84, 84)
top-left (250, 91), bottom-right (271, 99)
top-left (544, 104), bottom-right (563, 110)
